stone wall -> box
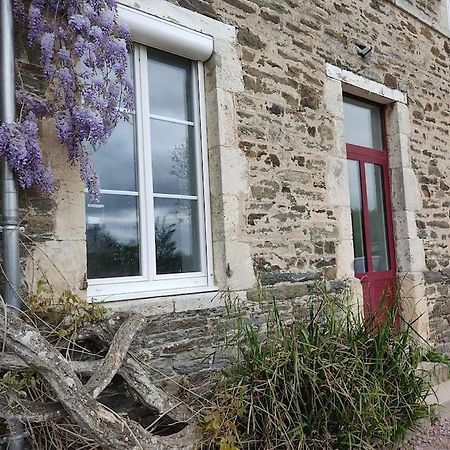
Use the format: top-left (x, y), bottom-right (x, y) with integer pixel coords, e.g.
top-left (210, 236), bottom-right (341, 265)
top-left (163, 0), bottom-right (450, 351)
top-left (5, 0), bottom-right (450, 384)
top-left (399, 0), bottom-right (443, 21)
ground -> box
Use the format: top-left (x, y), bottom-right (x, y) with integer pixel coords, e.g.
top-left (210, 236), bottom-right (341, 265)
top-left (409, 418), bottom-right (450, 449)
top-left (405, 402), bottom-right (450, 449)
top-left (404, 380), bottom-right (450, 450)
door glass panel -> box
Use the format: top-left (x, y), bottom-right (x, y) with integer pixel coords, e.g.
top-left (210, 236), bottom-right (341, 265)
top-left (365, 163), bottom-right (390, 272)
top-left (86, 194), bottom-right (140, 278)
top-left (148, 49), bottom-right (193, 121)
top-left (154, 198), bottom-right (200, 275)
top-left (343, 97), bottom-right (383, 150)
top-left (347, 160), bottom-right (367, 273)
top-left (150, 119), bottom-right (197, 196)
top-left (91, 116), bottom-right (138, 192)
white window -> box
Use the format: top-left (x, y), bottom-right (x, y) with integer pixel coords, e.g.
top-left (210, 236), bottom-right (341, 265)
top-left (86, 7), bottom-right (214, 301)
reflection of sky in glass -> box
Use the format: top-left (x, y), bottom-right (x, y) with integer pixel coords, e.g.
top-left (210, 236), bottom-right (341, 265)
top-left (347, 160), bottom-right (366, 273)
top-left (86, 194), bottom-right (140, 278)
top-left (365, 163), bottom-right (389, 271)
top-left (87, 195), bottom-right (139, 244)
top-left (151, 120), bottom-right (196, 195)
top-left (154, 198), bottom-right (200, 273)
top-left (91, 117), bottom-right (138, 191)
top-left (343, 97), bottom-right (383, 150)
top-left (148, 49), bottom-right (193, 121)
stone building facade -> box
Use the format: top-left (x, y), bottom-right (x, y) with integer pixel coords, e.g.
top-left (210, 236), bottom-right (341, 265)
top-left (13, 0), bottom-right (450, 381)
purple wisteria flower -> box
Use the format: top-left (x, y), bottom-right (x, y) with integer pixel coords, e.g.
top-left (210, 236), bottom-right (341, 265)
top-left (7, 0), bottom-right (133, 201)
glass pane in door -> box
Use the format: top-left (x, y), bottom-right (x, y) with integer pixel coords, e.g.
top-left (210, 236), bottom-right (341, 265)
top-left (347, 160), bottom-right (367, 273)
top-left (365, 163), bottom-right (390, 272)
top-left (343, 97), bottom-right (383, 150)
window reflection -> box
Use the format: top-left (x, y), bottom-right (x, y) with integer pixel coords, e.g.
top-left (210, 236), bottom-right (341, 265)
top-left (150, 120), bottom-right (196, 196)
top-left (343, 97), bottom-right (383, 150)
top-left (347, 160), bottom-right (367, 273)
top-left (366, 163), bottom-right (390, 272)
top-left (148, 49), bottom-right (193, 121)
top-left (91, 117), bottom-right (138, 192)
top-left (154, 198), bottom-right (200, 274)
top-left (86, 195), bottom-right (140, 278)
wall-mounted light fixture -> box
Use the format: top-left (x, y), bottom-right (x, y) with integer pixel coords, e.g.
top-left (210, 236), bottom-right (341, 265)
top-left (356, 43), bottom-right (373, 58)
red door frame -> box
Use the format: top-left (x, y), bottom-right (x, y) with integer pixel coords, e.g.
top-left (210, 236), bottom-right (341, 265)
top-left (345, 104), bottom-right (397, 318)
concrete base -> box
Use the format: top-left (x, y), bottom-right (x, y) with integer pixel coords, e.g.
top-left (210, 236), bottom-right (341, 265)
top-left (427, 379), bottom-right (450, 406)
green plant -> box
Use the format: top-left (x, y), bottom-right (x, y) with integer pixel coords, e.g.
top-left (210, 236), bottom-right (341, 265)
top-left (198, 283), bottom-right (432, 450)
top-left (28, 279), bottom-right (109, 339)
top-left (423, 347), bottom-right (450, 369)
top-left (1, 370), bottom-right (41, 395)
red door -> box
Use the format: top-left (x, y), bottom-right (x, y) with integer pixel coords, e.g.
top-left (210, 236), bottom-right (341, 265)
top-left (343, 96), bottom-right (396, 320)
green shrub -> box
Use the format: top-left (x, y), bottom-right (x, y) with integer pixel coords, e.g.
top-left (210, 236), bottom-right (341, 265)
top-left (198, 284), bottom-right (431, 450)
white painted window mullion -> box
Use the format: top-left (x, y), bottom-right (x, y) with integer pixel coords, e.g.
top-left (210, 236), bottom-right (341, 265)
top-left (134, 45), bottom-right (151, 282)
top-left (153, 193), bottom-right (198, 200)
top-left (191, 61), bottom-right (208, 276)
top-left (197, 62), bottom-right (214, 283)
top-left (149, 114), bottom-right (195, 127)
top-left (138, 44), bottom-right (158, 281)
top-left (98, 189), bottom-right (139, 196)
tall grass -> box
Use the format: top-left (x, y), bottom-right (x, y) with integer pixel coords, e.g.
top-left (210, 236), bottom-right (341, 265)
top-left (198, 284), bottom-right (431, 450)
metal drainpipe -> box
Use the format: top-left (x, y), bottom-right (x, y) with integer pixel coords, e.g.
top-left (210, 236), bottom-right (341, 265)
top-left (1, 1), bottom-right (25, 449)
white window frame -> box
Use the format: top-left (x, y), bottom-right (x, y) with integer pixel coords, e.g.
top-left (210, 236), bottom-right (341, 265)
top-left (87, 9), bottom-right (215, 302)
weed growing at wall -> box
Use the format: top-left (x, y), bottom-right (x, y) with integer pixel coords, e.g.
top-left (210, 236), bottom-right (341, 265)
top-left (198, 284), bottom-right (432, 450)
top-left (28, 279), bottom-right (109, 339)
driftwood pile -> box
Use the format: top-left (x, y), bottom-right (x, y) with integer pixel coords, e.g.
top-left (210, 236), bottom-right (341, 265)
top-left (0, 308), bottom-right (194, 449)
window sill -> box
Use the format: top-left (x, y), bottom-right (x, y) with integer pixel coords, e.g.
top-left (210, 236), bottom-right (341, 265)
top-left (89, 284), bottom-right (219, 303)
top-left (94, 286), bottom-right (238, 316)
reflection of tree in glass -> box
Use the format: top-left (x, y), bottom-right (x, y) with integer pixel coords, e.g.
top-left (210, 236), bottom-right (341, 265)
top-left (87, 224), bottom-right (139, 278)
top-left (155, 218), bottom-right (182, 274)
top-left (168, 143), bottom-right (189, 182)
top-left (368, 209), bottom-right (389, 271)
top-left (351, 206), bottom-right (366, 273)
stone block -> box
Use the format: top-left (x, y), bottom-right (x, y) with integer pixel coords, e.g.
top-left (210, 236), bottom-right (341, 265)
top-left (326, 158), bottom-right (351, 207)
top-left (390, 167), bottom-right (422, 212)
top-left (396, 238), bottom-right (427, 273)
top-left (387, 133), bottom-right (412, 170)
top-left (417, 361), bottom-right (449, 386)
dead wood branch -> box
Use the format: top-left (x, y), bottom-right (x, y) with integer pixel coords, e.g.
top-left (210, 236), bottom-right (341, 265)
top-left (0, 307), bottom-right (192, 449)
top-left (0, 353), bottom-right (102, 374)
top-left (87, 321), bottom-right (191, 422)
top-left (0, 394), bottom-right (63, 421)
top-left (85, 314), bottom-right (146, 399)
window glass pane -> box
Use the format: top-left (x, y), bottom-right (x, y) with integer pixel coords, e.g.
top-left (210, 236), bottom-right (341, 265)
top-left (151, 119), bottom-right (197, 196)
top-left (365, 163), bottom-right (390, 272)
top-left (91, 116), bottom-right (138, 191)
top-left (86, 194), bottom-right (140, 278)
top-left (348, 160), bottom-right (367, 273)
top-left (154, 198), bottom-right (200, 275)
top-left (148, 49), bottom-right (193, 121)
top-left (343, 97), bottom-right (383, 150)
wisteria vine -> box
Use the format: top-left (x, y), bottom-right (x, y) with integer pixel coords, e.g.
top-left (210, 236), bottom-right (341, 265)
top-left (0, 0), bottom-right (133, 200)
